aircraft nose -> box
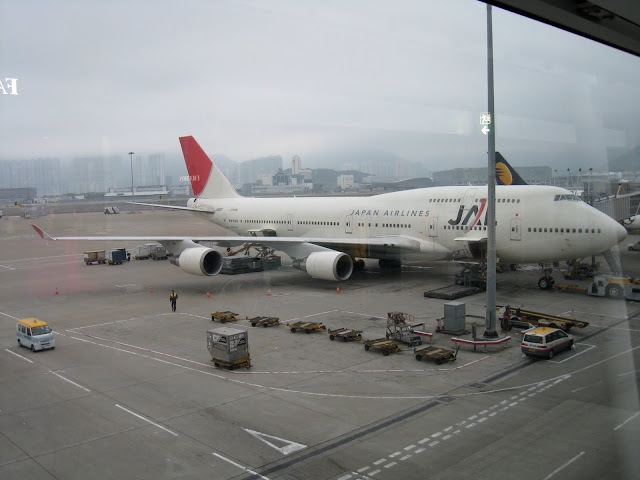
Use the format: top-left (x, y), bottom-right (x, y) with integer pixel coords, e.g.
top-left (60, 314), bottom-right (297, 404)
top-left (615, 221), bottom-right (628, 243)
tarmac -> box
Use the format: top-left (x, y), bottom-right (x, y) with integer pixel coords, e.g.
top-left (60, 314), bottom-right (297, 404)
top-left (1, 210), bottom-right (639, 479)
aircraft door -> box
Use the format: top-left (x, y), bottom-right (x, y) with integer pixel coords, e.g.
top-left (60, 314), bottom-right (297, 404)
top-left (287, 214), bottom-right (294, 231)
top-left (510, 218), bottom-right (522, 241)
top-left (345, 215), bottom-right (353, 234)
top-left (462, 188), bottom-right (478, 207)
top-left (429, 216), bottom-right (438, 238)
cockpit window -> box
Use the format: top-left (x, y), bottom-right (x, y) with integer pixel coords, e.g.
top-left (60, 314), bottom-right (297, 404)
top-left (554, 194), bottom-right (581, 202)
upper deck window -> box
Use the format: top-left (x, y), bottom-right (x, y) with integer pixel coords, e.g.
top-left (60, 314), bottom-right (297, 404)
top-left (554, 194), bottom-right (581, 202)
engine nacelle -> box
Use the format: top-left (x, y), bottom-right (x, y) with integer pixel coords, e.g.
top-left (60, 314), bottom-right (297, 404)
top-left (292, 251), bottom-right (353, 281)
top-left (171, 247), bottom-right (223, 276)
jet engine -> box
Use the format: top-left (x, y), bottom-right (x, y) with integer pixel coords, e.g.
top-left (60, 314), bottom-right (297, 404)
top-left (292, 251), bottom-right (353, 281)
top-left (171, 247), bottom-right (223, 276)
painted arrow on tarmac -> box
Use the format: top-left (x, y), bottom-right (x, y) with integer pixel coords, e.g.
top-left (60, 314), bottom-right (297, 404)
top-left (243, 428), bottom-right (307, 455)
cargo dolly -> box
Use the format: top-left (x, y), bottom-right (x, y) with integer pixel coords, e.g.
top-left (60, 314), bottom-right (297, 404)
top-left (363, 338), bottom-right (401, 356)
top-left (497, 305), bottom-right (588, 332)
top-left (211, 311), bottom-right (240, 323)
top-left (414, 345), bottom-right (459, 365)
top-left (328, 327), bottom-right (362, 342)
top-left (249, 316), bottom-right (280, 327)
top-left (287, 321), bottom-right (326, 334)
top-left (211, 356), bottom-right (252, 370)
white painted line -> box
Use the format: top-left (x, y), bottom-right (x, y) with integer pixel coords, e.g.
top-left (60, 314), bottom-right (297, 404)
top-left (478, 417), bottom-right (487, 423)
top-left (338, 474), bottom-right (352, 480)
top-left (479, 409), bottom-right (489, 414)
top-left (465, 423), bottom-right (476, 429)
top-left (369, 469), bottom-right (381, 476)
top-left (212, 452), bottom-right (269, 480)
top-left (571, 380), bottom-right (603, 393)
top-left (115, 404), bottom-right (178, 436)
top-left (418, 438), bottom-right (429, 445)
top-left (415, 448), bottom-right (426, 453)
top-left (617, 369), bottom-right (640, 377)
top-left (509, 402), bottom-right (518, 407)
top-left (404, 445), bottom-right (416, 451)
top-left (373, 459), bottom-right (386, 466)
top-left (50, 371), bottom-right (91, 392)
top-left (357, 466), bottom-right (370, 473)
top-left (399, 455), bottom-right (412, 461)
top-left (468, 415), bottom-right (478, 420)
top-left (431, 432), bottom-right (442, 438)
top-left (489, 412), bottom-right (497, 417)
top-left (442, 434), bottom-right (452, 441)
top-left (614, 411), bottom-right (640, 431)
top-left (443, 426), bottom-right (453, 431)
top-left (542, 451), bottom-right (585, 480)
top-left (384, 462), bottom-right (397, 469)
top-left (389, 451), bottom-right (401, 458)
top-left (5, 349), bottom-right (33, 363)
top-left (243, 428), bottom-right (306, 455)
top-left (0, 311), bottom-right (20, 319)
top-left (428, 441), bottom-right (439, 447)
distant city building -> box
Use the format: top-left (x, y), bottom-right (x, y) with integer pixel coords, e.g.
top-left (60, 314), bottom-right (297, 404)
top-left (0, 158), bottom-right (61, 195)
top-left (238, 156), bottom-right (282, 185)
top-left (292, 155), bottom-right (301, 174)
top-left (0, 187), bottom-right (37, 204)
top-left (337, 174), bottom-right (354, 190)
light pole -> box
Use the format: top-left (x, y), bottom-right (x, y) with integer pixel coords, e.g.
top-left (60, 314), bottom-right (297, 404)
top-left (129, 152), bottom-right (135, 210)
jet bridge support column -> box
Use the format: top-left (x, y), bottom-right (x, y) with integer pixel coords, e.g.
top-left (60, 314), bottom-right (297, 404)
top-left (484, 4), bottom-right (498, 339)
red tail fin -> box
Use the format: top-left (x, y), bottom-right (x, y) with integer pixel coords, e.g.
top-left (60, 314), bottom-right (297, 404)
top-left (179, 136), bottom-right (213, 196)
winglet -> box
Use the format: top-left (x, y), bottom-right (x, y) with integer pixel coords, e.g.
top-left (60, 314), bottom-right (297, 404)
top-left (32, 224), bottom-right (55, 240)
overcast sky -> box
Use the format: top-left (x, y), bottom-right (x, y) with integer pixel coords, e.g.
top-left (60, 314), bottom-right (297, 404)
top-left (1, 0), bottom-right (639, 171)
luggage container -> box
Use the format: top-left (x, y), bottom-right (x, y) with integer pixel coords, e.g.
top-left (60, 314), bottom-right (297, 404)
top-left (134, 245), bottom-right (151, 259)
top-left (107, 249), bottom-right (126, 265)
top-left (207, 327), bottom-right (251, 369)
top-left (84, 250), bottom-right (106, 265)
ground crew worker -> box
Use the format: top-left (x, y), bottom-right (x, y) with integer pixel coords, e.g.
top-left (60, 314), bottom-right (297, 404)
top-left (169, 289), bottom-right (178, 312)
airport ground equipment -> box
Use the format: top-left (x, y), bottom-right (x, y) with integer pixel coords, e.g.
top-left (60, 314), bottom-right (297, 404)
top-left (562, 259), bottom-right (597, 280)
top-left (587, 274), bottom-right (640, 300)
top-left (107, 248), bottom-right (127, 265)
top-left (84, 250), bottom-right (106, 265)
top-left (150, 244), bottom-right (168, 260)
top-left (134, 244), bottom-right (151, 259)
top-left (249, 316), bottom-right (280, 327)
top-left (424, 285), bottom-right (481, 300)
top-left (439, 301), bottom-right (467, 335)
top-left (629, 241), bottom-right (640, 251)
top-left (414, 345), bottom-right (459, 364)
top-left (207, 327), bottom-right (251, 369)
top-left (328, 327), bottom-right (362, 342)
top-left (386, 312), bottom-right (422, 346)
top-left (220, 254), bottom-right (282, 274)
top-left (363, 338), bottom-right (401, 356)
top-left (211, 311), bottom-right (240, 323)
top-left (497, 305), bottom-right (588, 332)
top-left (287, 321), bottom-right (326, 334)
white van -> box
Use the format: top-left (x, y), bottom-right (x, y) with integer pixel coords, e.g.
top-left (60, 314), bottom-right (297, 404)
top-left (17, 318), bottom-right (55, 351)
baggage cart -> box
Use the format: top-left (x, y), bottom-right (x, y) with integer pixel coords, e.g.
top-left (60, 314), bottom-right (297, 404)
top-left (287, 321), bottom-right (326, 334)
top-left (107, 248), bottom-right (126, 265)
top-left (414, 345), bottom-right (459, 365)
top-left (328, 327), bottom-right (362, 342)
top-left (207, 327), bottom-right (251, 369)
top-left (211, 311), bottom-right (240, 323)
top-left (363, 338), bottom-right (401, 356)
top-left (249, 316), bottom-right (280, 327)
top-left (84, 250), bottom-right (106, 265)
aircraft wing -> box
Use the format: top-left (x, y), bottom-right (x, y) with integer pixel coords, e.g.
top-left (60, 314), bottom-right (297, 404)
top-left (32, 225), bottom-right (422, 251)
top-left (129, 202), bottom-right (213, 213)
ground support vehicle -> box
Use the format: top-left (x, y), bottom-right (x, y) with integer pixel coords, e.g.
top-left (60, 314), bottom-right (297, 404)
top-left (587, 275), bottom-right (640, 300)
top-left (17, 318), bottom-right (55, 351)
top-left (107, 248), bottom-right (127, 265)
top-left (134, 244), bottom-right (151, 259)
top-left (207, 327), bottom-right (251, 369)
top-left (628, 241), bottom-right (640, 251)
top-left (414, 345), bottom-right (459, 364)
top-left (328, 327), bottom-right (362, 342)
top-left (521, 326), bottom-right (574, 360)
top-left (288, 321), bottom-right (326, 334)
top-left (249, 316), bottom-right (280, 327)
top-left (497, 305), bottom-right (588, 332)
top-left (211, 311), bottom-right (240, 323)
top-left (84, 250), bottom-right (106, 265)
top-left (150, 244), bottom-right (168, 260)
top-left (363, 338), bottom-right (401, 356)
top-left (562, 259), bottom-right (597, 280)
top-left (386, 312), bottom-right (423, 347)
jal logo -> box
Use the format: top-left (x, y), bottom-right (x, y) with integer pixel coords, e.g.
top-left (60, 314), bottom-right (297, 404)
top-left (448, 199), bottom-right (487, 227)
top-left (0, 78), bottom-right (18, 95)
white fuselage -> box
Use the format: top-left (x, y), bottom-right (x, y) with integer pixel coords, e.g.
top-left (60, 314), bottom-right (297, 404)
top-left (188, 185), bottom-right (626, 264)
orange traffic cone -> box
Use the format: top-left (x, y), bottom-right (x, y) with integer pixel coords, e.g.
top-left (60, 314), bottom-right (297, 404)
top-left (336, 285), bottom-right (340, 294)
top-left (267, 288), bottom-right (272, 296)
top-left (55, 287), bottom-right (59, 295)
top-left (206, 291), bottom-right (211, 298)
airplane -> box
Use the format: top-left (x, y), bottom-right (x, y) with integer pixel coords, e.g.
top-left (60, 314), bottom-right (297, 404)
top-left (494, 152), bottom-right (528, 186)
top-left (33, 136), bottom-right (627, 290)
